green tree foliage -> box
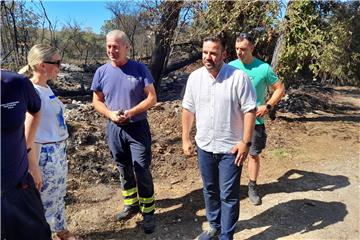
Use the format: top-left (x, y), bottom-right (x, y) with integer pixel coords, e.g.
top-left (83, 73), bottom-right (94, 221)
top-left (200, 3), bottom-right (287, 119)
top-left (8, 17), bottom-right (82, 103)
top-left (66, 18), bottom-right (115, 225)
top-left (278, 1), bottom-right (360, 86)
top-left (190, 1), bottom-right (281, 62)
top-left (2, 0), bottom-right (358, 88)
top-left (316, 1), bottom-right (360, 86)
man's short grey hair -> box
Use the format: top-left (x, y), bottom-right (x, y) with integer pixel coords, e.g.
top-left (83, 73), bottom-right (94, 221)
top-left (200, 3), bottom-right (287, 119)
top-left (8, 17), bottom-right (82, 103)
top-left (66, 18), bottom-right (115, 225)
top-left (106, 30), bottom-right (130, 46)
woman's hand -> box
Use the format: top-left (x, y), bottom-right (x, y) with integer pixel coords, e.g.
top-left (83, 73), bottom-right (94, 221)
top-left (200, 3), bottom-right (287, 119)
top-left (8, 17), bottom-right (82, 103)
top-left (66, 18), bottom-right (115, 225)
top-left (29, 164), bottom-right (43, 191)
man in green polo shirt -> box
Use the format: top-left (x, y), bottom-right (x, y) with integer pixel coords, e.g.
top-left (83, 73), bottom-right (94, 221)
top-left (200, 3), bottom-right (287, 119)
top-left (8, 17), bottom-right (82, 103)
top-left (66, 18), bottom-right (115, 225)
top-left (229, 33), bottom-right (285, 205)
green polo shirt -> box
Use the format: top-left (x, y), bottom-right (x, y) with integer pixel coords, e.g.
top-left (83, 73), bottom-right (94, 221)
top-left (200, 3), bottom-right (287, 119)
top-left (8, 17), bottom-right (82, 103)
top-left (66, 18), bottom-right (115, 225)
top-left (229, 58), bottom-right (279, 125)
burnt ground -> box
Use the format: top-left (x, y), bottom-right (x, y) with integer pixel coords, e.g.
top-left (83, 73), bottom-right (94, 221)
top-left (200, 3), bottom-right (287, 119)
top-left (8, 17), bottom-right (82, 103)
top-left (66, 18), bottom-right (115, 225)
top-left (54, 66), bottom-right (359, 240)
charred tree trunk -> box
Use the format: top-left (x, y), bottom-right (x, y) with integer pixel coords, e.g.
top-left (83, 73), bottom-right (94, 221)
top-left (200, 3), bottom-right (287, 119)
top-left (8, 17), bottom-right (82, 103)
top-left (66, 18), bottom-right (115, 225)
top-left (149, 1), bottom-right (183, 90)
top-left (163, 51), bottom-right (201, 76)
top-left (271, 33), bottom-right (283, 70)
top-left (1, 0), bottom-right (21, 68)
top-left (271, 1), bottom-right (293, 72)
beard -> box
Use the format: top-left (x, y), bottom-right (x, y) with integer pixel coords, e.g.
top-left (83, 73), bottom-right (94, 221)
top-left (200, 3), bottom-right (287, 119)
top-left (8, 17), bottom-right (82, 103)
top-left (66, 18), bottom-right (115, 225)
top-left (203, 59), bottom-right (223, 72)
top-left (203, 60), bottom-right (216, 69)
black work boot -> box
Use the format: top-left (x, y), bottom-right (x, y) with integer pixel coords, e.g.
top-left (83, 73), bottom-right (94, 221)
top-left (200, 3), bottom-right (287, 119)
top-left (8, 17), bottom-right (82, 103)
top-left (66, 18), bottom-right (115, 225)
top-left (248, 181), bottom-right (261, 205)
top-left (142, 214), bottom-right (155, 234)
top-left (115, 205), bottom-right (140, 221)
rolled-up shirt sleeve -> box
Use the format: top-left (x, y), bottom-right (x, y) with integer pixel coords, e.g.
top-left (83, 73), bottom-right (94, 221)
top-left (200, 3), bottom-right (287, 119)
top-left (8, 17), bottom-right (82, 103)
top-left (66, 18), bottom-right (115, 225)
top-left (182, 74), bottom-right (195, 113)
top-left (239, 74), bottom-right (257, 113)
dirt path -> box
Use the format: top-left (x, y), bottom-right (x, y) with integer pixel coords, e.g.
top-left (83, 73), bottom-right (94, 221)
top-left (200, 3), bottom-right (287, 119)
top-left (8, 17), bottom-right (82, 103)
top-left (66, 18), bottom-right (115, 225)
top-left (65, 86), bottom-right (359, 240)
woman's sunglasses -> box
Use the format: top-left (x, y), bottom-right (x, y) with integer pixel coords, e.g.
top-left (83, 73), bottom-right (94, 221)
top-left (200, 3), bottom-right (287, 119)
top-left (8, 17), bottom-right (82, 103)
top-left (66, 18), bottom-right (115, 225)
top-left (43, 60), bottom-right (61, 67)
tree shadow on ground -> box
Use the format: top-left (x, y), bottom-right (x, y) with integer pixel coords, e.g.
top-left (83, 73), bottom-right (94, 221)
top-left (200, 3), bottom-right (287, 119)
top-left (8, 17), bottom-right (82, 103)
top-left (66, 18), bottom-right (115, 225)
top-left (237, 169), bottom-right (349, 239)
top-left (278, 114), bottom-right (360, 123)
top-left (82, 169), bottom-right (349, 239)
top-left (82, 188), bottom-right (206, 240)
top-left (240, 169), bottom-right (350, 201)
top-left (335, 88), bottom-right (360, 97)
top-left (236, 199), bottom-right (347, 240)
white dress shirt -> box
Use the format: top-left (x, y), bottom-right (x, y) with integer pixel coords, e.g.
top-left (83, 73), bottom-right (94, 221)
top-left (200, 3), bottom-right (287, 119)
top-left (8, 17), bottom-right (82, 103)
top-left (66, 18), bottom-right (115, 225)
top-left (182, 63), bottom-right (256, 153)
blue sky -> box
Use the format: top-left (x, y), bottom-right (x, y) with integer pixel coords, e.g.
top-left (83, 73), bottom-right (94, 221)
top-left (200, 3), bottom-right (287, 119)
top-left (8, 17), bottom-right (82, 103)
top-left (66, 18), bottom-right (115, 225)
top-left (30, 1), bottom-right (113, 34)
top-left (28, 1), bottom-right (288, 34)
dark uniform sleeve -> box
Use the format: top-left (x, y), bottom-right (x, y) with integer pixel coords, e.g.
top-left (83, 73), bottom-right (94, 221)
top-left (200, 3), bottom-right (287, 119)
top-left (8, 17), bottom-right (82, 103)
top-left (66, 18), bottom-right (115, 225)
top-left (22, 76), bottom-right (41, 114)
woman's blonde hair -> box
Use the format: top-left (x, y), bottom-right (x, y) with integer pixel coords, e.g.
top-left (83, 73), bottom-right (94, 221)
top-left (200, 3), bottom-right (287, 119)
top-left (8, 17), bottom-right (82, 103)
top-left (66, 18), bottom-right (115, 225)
top-left (18, 44), bottom-right (58, 75)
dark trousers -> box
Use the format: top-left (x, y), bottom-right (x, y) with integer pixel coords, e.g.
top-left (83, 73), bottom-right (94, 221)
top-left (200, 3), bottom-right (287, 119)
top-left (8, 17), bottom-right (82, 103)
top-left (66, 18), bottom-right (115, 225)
top-left (1, 173), bottom-right (51, 240)
top-left (107, 120), bottom-right (154, 214)
top-left (197, 146), bottom-right (242, 240)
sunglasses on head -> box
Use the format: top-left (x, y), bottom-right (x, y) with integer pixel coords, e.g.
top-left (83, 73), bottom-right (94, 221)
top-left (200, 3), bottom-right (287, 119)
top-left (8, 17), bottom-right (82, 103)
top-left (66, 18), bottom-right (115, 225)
top-left (237, 32), bottom-right (254, 43)
top-left (43, 60), bottom-right (61, 67)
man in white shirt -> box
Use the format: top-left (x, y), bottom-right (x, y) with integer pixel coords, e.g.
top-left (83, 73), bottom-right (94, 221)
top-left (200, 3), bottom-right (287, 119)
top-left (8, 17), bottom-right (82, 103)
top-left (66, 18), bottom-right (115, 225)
top-left (182, 35), bottom-right (257, 240)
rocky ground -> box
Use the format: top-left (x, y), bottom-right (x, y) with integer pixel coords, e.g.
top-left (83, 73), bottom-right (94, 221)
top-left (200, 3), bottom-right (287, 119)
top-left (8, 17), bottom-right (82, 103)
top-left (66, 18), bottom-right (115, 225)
top-left (54, 64), bottom-right (359, 240)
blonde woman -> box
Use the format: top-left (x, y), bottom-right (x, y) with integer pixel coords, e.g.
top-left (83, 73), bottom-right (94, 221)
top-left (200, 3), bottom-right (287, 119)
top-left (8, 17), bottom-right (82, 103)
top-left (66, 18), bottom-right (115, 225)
top-left (20, 44), bottom-right (81, 240)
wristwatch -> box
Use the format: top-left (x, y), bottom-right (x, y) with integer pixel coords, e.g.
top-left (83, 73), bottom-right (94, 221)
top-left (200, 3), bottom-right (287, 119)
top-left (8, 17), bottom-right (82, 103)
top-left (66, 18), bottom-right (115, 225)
top-left (241, 140), bottom-right (252, 147)
top-left (266, 104), bottom-right (273, 111)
